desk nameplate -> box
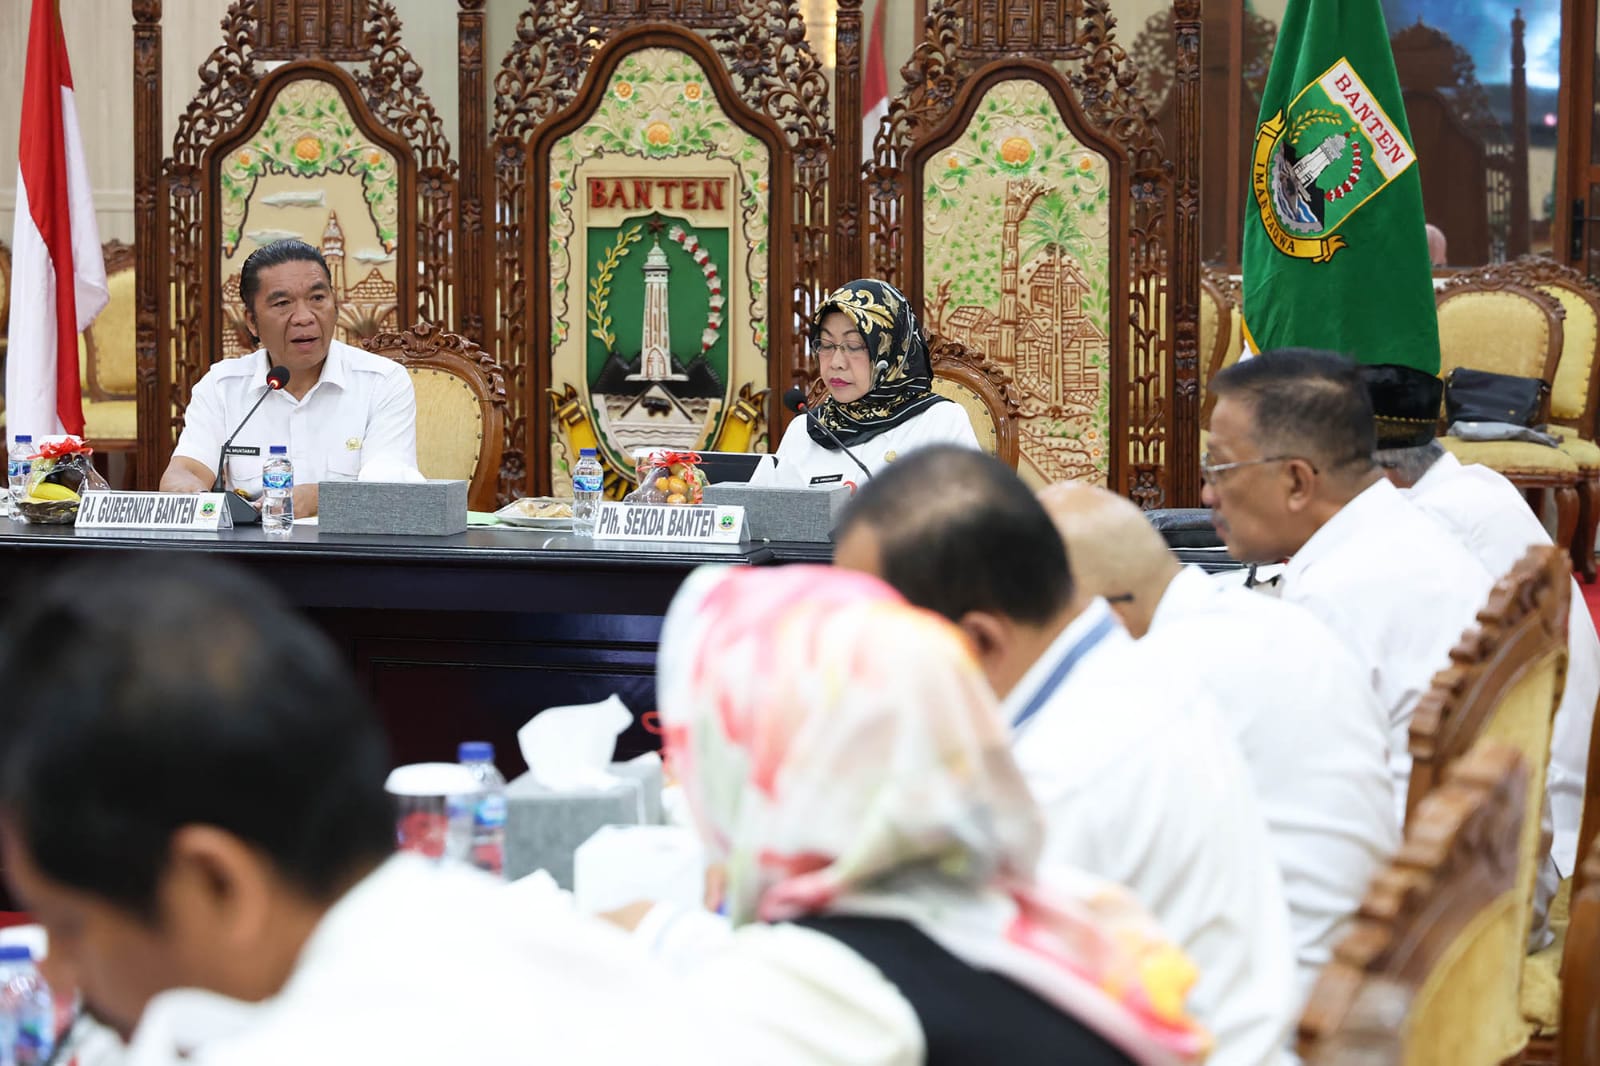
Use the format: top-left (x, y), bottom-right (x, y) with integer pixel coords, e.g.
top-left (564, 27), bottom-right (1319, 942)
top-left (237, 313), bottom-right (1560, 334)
top-left (591, 502), bottom-right (743, 544)
top-left (75, 491), bottom-right (233, 531)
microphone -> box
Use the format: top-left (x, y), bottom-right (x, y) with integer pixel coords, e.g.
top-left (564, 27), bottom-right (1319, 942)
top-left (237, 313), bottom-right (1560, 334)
top-left (209, 364), bottom-right (290, 527)
top-left (783, 386), bottom-right (872, 483)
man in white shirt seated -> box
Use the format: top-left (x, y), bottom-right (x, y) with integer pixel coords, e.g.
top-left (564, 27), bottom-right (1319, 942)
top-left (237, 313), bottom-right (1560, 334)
top-left (833, 446), bottom-right (1296, 1066)
top-left (159, 240), bottom-right (417, 517)
top-left (1205, 349), bottom-right (1495, 822)
top-left (1037, 481), bottom-right (1398, 1005)
top-left (1364, 363), bottom-right (1596, 932)
top-left (0, 558), bottom-right (696, 1065)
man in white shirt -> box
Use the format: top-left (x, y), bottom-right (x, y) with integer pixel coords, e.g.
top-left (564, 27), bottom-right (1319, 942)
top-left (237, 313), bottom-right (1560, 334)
top-left (1038, 481), bottom-right (1397, 1005)
top-left (1205, 350), bottom-right (1495, 821)
top-left (159, 240), bottom-right (417, 517)
top-left (834, 447), bottom-right (1296, 1066)
top-left (1365, 362), bottom-right (1598, 881)
top-left (0, 558), bottom-right (696, 1065)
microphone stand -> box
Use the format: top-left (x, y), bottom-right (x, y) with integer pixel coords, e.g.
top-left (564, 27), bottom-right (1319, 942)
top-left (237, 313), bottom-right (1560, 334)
top-left (210, 368), bottom-right (289, 526)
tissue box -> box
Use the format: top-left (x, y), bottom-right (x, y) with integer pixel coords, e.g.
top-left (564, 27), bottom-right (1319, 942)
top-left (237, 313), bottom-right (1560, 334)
top-left (318, 479), bottom-right (468, 536)
top-left (504, 759), bottom-right (663, 888)
top-left (701, 483), bottom-right (850, 543)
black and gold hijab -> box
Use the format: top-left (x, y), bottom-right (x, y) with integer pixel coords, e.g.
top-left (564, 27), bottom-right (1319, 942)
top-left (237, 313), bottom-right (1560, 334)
top-left (808, 279), bottom-right (951, 449)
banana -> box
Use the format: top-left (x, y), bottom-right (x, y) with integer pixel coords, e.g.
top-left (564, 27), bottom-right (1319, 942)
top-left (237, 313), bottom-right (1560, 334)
top-left (27, 483), bottom-right (79, 502)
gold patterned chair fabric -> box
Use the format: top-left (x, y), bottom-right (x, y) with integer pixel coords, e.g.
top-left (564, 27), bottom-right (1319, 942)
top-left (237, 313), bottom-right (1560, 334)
top-left (1505, 257), bottom-right (1600, 583)
top-left (1298, 741), bottom-right (1530, 1066)
top-left (362, 323), bottom-right (509, 512)
top-left (79, 241), bottom-right (138, 460)
top-left (1436, 271), bottom-right (1579, 553)
top-left (927, 335), bottom-right (1022, 469)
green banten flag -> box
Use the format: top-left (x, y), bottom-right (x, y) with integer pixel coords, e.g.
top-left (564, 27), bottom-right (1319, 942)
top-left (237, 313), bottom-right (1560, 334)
top-left (1241, 0), bottom-right (1439, 373)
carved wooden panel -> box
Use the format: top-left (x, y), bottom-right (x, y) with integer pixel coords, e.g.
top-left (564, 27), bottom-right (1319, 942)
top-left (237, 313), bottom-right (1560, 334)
top-left (490, 1), bottom-right (831, 502)
top-left (137, 0), bottom-right (460, 485)
top-left (1392, 19), bottom-right (1525, 265)
top-left (867, 0), bottom-right (1198, 506)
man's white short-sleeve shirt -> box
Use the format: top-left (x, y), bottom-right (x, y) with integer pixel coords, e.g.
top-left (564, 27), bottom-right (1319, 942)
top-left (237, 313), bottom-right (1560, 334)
top-left (172, 341), bottom-right (417, 495)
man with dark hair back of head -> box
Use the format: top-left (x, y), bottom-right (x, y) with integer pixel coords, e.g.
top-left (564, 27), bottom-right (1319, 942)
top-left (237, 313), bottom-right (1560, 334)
top-left (159, 238), bottom-right (418, 517)
top-left (0, 557), bottom-right (697, 1065)
top-left (1039, 481), bottom-right (1396, 1008)
top-left (1206, 349), bottom-right (1494, 822)
top-left (835, 447), bottom-right (1297, 1066)
top-left (1365, 363), bottom-right (1598, 942)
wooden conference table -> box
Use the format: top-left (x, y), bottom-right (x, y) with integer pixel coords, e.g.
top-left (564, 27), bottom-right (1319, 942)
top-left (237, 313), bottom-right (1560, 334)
top-left (0, 516), bottom-right (834, 779)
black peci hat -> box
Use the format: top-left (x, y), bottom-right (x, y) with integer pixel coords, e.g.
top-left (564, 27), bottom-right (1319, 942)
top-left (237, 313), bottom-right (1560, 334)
top-left (1361, 363), bottom-right (1442, 449)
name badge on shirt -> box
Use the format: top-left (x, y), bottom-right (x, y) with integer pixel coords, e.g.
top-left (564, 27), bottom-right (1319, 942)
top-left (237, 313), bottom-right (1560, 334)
top-left (222, 445), bottom-right (260, 457)
top-left (809, 473), bottom-right (845, 486)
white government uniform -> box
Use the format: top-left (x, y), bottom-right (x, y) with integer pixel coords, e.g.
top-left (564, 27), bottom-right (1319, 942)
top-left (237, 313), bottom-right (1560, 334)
top-left (123, 856), bottom-right (704, 1066)
top-left (1281, 478), bottom-right (1496, 823)
top-left (172, 341), bottom-right (417, 497)
top-left (1002, 598), bottom-right (1297, 1066)
top-left (1137, 565), bottom-right (1398, 1005)
top-left (1405, 451), bottom-right (1600, 877)
top-left (751, 401), bottom-right (980, 490)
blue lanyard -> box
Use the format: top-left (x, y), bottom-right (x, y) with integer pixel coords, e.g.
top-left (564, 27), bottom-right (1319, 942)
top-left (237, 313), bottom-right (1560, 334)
top-left (1009, 612), bottom-right (1118, 732)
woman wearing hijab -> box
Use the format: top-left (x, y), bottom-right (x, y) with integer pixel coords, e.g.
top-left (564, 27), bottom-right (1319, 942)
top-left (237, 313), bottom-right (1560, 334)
top-left (753, 279), bottom-right (981, 488)
top-left (627, 564), bottom-right (1209, 1066)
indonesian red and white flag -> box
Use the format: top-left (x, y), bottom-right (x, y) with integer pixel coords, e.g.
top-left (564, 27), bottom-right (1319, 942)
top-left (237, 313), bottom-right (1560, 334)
top-left (862, 0), bottom-right (889, 162)
top-left (6, 0), bottom-right (107, 444)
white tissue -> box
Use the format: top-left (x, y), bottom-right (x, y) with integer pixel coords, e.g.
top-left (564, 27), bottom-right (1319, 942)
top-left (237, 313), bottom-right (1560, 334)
top-left (357, 457), bottom-right (426, 483)
top-left (574, 824), bottom-right (706, 915)
top-left (518, 693), bottom-right (633, 791)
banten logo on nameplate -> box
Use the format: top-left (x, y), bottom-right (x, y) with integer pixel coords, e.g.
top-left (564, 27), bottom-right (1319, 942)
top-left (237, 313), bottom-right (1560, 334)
top-left (75, 491), bottom-right (232, 531)
top-left (591, 502), bottom-right (743, 544)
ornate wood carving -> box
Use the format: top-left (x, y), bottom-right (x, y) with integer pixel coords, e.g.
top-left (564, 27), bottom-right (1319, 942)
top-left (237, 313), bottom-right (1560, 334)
top-left (456, 0), bottom-right (487, 344)
top-left (489, 4), bottom-right (600, 504)
top-left (132, 0), bottom-right (163, 488)
top-left (492, 1), bottom-right (831, 499)
top-left (356, 2), bottom-right (456, 329)
top-left (831, 0), bottom-right (864, 285)
top-left (1406, 545), bottom-right (1569, 824)
top-left (1562, 835), bottom-right (1600, 1066)
top-left (141, 0), bottom-right (459, 487)
top-left (1297, 742), bottom-right (1526, 1061)
top-left (363, 320), bottom-right (507, 511)
top-left (256, 0), bottom-right (369, 59)
top-left (528, 24), bottom-right (795, 498)
top-left (868, 0), bottom-right (1195, 506)
top-left (928, 334), bottom-right (1024, 468)
top-left (1392, 19), bottom-right (1524, 264)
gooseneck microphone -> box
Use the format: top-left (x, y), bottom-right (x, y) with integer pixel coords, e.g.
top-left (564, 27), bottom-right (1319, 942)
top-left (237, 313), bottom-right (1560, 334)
top-left (783, 386), bottom-right (873, 483)
top-left (209, 364), bottom-right (289, 527)
top-left (211, 364), bottom-right (291, 492)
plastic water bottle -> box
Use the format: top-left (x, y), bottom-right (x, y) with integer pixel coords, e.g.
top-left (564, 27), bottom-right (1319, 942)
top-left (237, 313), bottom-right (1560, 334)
top-left (0, 946), bottom-right (53, 1066)
top-left (572, 448), bottom-right (604, 536)
top-left (458, 741), bottom-right (507, 878)
top-left (261, 446), bottom-right (294, 535)
top-left (6, 436), bottom-right (34, 519)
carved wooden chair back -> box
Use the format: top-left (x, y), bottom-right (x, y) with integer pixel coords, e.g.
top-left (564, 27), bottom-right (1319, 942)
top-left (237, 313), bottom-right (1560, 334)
top-left (1560, 834), bottom-right (1600, 1066)
top-left (927, 335), bottom-right (1021, 467)
top-left (364, 323), bottom-right (508, 512)
top-left (1298, 741), bottom-right (1530, 1066)
top-left (1435, 271), bottom-right (1566, 419)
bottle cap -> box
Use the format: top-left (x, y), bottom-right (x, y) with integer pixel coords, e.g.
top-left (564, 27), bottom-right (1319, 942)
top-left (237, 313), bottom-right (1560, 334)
top-left (580, 448), bottom-right (597, 458)
top-left (458, 741), bottom-right (494, 763)
top-left (0, 946), bottom-right (30, 963)
top-left (270, 445), bottom-right (288, 455)
top-left (14, 435), bottom-right (31, 443)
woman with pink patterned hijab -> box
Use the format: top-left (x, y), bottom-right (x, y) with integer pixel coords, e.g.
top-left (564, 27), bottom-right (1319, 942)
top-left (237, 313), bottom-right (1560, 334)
top-left (646, 564), bottom-right (1209, 1066)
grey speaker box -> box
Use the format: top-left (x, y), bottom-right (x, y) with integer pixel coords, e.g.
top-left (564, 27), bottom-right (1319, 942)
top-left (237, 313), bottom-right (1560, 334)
top-left (318, 479), bottom-right (468, 536)
top-left (701, 483), bottom-right (849, 543)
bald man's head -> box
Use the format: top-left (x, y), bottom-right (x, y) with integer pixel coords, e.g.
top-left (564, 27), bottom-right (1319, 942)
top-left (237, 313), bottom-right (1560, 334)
top-left (1036, 481), bottom-right (1181, 638)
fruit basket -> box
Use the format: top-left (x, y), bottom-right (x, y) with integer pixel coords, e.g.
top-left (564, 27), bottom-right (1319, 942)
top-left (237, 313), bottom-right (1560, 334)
top-left (15, 438), bottom-right (108, 524)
